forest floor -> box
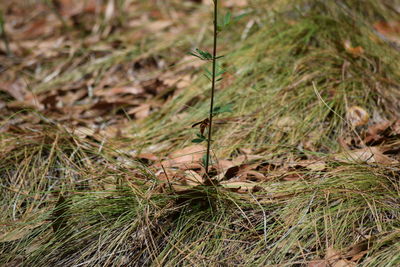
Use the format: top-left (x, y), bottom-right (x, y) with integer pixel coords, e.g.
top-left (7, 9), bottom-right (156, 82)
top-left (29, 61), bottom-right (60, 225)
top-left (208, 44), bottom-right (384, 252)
top-left (1, 0), bottom-right (400, 266)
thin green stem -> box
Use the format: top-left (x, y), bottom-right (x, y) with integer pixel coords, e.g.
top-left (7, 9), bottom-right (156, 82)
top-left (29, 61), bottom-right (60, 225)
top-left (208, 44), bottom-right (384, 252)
top-left (205, 0), bottom-right (218, 181)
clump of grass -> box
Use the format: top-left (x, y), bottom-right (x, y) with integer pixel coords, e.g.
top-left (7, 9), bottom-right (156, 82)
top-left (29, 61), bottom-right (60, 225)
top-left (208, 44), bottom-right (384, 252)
top-left (135, 0), bottom-right (400, 160)
top-left (0, 124), bottom-right (148, 261)
top-left (2, 148), bottom-right (399, 265)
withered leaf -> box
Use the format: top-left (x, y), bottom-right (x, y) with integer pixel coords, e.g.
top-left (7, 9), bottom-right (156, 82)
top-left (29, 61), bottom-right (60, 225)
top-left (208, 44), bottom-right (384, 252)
top-left (347, 106), bottom-right (369, 127)
top-left (161, 145), bottom-right (206, 168)
top-left (224, 165), bottom-right (240, 180)
top-left (343, 40), bottom-right (364, 57)
top-left (334, 147), bottom-right (396, 165)
top-left (373, 21), bottom-right (400, 45)
top-left (192, 118), bottom-right (209, 136)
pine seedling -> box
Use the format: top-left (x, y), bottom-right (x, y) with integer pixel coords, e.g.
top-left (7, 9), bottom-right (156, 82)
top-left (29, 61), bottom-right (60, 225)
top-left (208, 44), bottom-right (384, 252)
top-left (189, 1), bottom-right (234, 184)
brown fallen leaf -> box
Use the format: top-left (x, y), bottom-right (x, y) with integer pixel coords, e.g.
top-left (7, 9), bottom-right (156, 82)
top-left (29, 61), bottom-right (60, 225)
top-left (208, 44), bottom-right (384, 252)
top-left (145, 20), bottom-right (173, 33)
top-left (344, 235), bottom-right (375, 262)
top-left (66, 126), bottom-right (96, 138)
top-left (391, 119), bottom-right (400, 135)
top-left (364, 120), bottom-right (391, 144)
top-left (224, 165), bottom-right (241, 180)
top-left (128, 104), bottom-right (151, 119)
top-left (162, 74), bottom-right (191, 89)
top-left (184, 170), bottom-right (204, 185)
top-left (220, 181), bottom-right (255, 193)
top-left (347, 106), bottom-right (369, 127)
top-left (208, 160), bottom-right (235, 181)
top-left (326, 247), bottom-right (356, 267)
top-left (373, 21), bottom-right (400, 45)
top-left (7, 100), bottom-right (40, 111)
top-left (282, 172), bottom-right (303, 181)
top-left (232, 154), bottom-right (246, 166)
top-left (308, 260), bottom-right (327, 267)
top-left (213, 159), bottom-right (235, 171)
top-left (16, 18), bottom-right (58, 40)
top-left (94, 86), bottom-right (144, 97)
top-left (57, 0), bottom-right (99, 17)
top-left (252, 185), bottom-right (264, 193)
top-left (286, 160), bottom-right (327, 171)
top-left (344, 40), bottom-right (364, 57)
top-left (155, 168), bottom-right (176, 182)
top-left (221, 163), bottom-right (261, 181)
top-left (241, 170), bottom-right (266, 181)
top-left (161, 145), bottom-right (206, 168)
top-left (346, 242), bottom-right (369, 262)
top-left (0, 80), bottom-right (26, 101)
top-left (334, 146), bottom-right (396, 165)
top-left (192, 118), bottom-right (209, 136)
